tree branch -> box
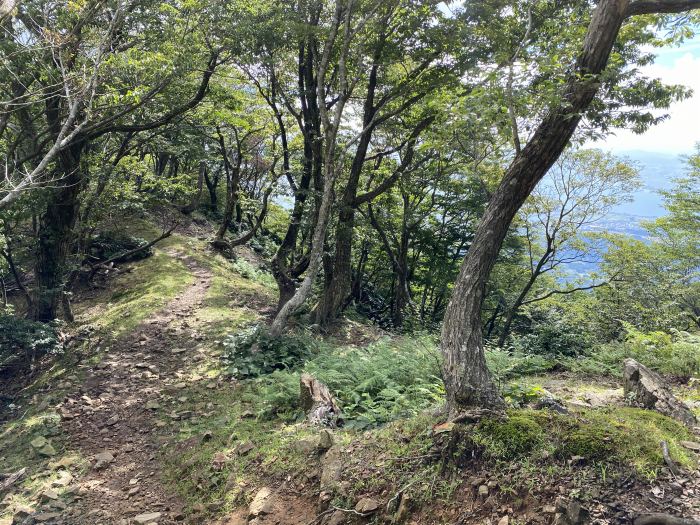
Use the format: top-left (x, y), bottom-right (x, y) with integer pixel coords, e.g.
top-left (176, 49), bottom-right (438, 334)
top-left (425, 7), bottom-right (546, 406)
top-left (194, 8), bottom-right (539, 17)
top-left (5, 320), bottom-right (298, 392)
top-left (521, 279), bottom-right (615, 306)
top-left (627, 0), bottom-right (700, 16)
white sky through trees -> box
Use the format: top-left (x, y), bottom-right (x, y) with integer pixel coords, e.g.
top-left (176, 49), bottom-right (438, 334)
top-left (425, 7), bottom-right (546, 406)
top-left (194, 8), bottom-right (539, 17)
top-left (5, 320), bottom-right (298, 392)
top-left (598, 35), bottom-right (700, 154)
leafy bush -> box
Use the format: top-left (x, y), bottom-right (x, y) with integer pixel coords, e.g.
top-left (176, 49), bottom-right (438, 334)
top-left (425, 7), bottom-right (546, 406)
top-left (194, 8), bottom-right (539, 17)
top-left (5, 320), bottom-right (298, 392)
top-left (486, 346), bottom-right (556, 386)
top-left (508, 308), bottom-right (593, 358)
top-left (565, 326), bottom-right (700, 378)
top-left (89, 231), bottom-right (153, 262)
top-left (0, 315), bottom-right (62, 367)
top-left (231, 258), bottom-right (276, 288)
top-left (221, 325), bottom-right (314, 379)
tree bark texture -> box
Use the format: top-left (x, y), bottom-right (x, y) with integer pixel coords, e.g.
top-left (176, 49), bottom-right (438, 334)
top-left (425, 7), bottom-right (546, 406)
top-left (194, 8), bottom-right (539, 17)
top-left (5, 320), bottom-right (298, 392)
top-left (31, 140), bottom-right (85, 321)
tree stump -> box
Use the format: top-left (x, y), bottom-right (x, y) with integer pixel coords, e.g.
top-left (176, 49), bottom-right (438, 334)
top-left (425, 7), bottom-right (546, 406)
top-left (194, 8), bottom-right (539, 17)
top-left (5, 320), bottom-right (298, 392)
top-left (622, 358), bottom-right (697, 428)
top-left (300, 373), bottom-right (341, 427)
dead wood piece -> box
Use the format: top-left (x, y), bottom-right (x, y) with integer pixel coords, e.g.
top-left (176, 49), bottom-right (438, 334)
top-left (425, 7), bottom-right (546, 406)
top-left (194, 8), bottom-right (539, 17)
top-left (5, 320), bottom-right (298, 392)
top-left (660, 440), bottom-right (681, 477)
top-left (634, 513), bottom-right (700, 525)
top-left (622, 358), bottom-right (697, 428)
top-left (300, 373), bottom-right (341, 427)
top-left (89, 225), bottom-right (177, 277)
top-left (0, 467), bottom-right (26, 492)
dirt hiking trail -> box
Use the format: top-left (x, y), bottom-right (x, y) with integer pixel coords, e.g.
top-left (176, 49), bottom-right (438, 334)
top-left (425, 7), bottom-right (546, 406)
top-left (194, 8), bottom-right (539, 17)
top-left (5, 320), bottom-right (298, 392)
top-left (60, 253), bottom-right (212, 525)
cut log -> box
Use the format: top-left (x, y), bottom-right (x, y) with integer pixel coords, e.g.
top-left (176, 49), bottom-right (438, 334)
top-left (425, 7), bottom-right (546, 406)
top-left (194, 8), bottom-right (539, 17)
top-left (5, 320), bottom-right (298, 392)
top-left (622, 359), bottom-right (697, 428)
top-left (634, 514), bottom-right (700, 525)
top-left (300, 373), bottom-right (341, 427)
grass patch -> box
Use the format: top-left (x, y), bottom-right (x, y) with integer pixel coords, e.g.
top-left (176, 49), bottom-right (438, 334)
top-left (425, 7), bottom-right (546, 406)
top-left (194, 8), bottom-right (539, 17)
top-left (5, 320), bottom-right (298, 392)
top-left (78, 250), bottom-right (193, 337)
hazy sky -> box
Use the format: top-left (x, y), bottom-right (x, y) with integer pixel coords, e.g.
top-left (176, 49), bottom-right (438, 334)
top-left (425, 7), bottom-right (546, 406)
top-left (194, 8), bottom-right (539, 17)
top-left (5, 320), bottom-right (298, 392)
top-left (595, 35), bottom-right (700, 155)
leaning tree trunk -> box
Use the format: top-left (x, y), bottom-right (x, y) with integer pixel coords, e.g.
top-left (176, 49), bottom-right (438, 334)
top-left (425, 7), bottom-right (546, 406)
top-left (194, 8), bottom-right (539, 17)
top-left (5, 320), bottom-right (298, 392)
top-left (440, 0), bottom-right (632, 412)
top-left (31, 141), bottom-right (85, 322)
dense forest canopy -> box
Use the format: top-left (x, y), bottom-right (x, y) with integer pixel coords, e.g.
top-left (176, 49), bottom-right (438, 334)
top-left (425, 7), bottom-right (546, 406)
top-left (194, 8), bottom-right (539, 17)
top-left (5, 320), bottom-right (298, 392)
top-left (1, 0), bottom-right (700, 421)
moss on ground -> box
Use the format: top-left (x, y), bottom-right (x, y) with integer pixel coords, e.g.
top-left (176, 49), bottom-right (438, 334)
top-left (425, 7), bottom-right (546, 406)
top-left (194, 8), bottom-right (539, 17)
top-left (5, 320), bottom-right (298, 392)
top-left (474, 407), bottom-right (696, 475)
top-left (159, 380), bottom-right (323, 518)
top-left (77, 249), bottom-right (193, 337)
top-left (0, 370), bottom-right (89, 521)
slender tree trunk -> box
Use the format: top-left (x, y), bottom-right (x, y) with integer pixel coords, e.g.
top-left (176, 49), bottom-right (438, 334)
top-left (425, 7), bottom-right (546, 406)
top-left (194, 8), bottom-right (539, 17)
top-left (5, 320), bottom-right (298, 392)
top-left (204, 170), bottom-right (219, 211)
top-left (498, 265), bottom-right (546, 347)
top-left (0, 237), bottom-right (32, 311)
top-left (215, 129), bottom-right (241, 242)
top-left (31, 141), bottom-right (85, 322)
top-left (269, 163), bottom-right (335, 337)
top-left (440, 0), bottom-right (632, 412)
top-left (271, 36), bottom-right (324, 313)
top-left (485, 300), bottom-right (503, 339)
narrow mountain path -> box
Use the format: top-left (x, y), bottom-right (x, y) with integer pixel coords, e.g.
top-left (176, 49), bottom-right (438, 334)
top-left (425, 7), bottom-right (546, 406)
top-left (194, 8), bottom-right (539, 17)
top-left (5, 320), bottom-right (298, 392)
top-left (59, 253), bottom-right (213, 525)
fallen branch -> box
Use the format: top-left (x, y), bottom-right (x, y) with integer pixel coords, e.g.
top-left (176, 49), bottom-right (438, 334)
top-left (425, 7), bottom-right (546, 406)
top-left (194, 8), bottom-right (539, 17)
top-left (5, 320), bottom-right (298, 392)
top-left (660, 440), bottom-right (680, 477)
top-left (305, 505), bottom-right (374, 525)
top-left (0, 468), bottom-right (26, 492)
top-left (386, 479), bottom-right (418, 513)
top-left (634, 513), bottom-right (700, 525)
top-left (89, 224), bottom-right (177, 276)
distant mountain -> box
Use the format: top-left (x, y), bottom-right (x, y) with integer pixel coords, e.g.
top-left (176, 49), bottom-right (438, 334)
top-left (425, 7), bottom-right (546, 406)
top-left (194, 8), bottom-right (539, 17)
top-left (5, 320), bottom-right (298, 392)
top-left (611, 150), bottom-right (687, 219)
top-left (560, 150), bottom-right (687, 278)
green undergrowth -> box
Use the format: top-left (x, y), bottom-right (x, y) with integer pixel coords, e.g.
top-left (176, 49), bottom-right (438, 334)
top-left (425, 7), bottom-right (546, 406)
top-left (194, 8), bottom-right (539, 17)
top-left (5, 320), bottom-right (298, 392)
top-left (0, 355), bottom-right (90, 520)
top-left (501, 326), bottom-right (700, 380)
top-left (473, 407), bottom-right (696, 477)
top-left (226, 333), bottom-right (444, 429)
top-left (564, 330), bottom-right (700, 379)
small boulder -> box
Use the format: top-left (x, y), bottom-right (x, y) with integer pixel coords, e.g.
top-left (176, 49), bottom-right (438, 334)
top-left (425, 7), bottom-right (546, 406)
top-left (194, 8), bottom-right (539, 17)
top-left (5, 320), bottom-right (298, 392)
top-left (38, 443), bottom-right (57, 457)
top-left (33, 513), bottom-right (62, 523)
top-left (30, 436), bottom-right (57, 457)
top-left (93, 451), bottom-right (114, 470)
top-left (293, 437), bottom-right (319, 455)
top-left (327, 510), bottom-right (347, 525)
top-left (320, 447), bottom-right (343, 491)
top-left (555, 498), bottom-right (589, 525)
top-left (355, 497), bottom-right (379, 514)
top-left (680, 440), bottom-right (700, 452)
top-left (623, 359), bottom-right (697, 427)
top-left (249, 487), bottom-right (274, 518)
top-left (233, 440), bottom-right (255, 456)
top-left (133, 512), bottom-right (162, 524)
top-left (318, 429), bottom-right (334, 451)
top-left (30, 436), bottom-right (48, 449)
top-left (39, 489), bottom-right (59, 503)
